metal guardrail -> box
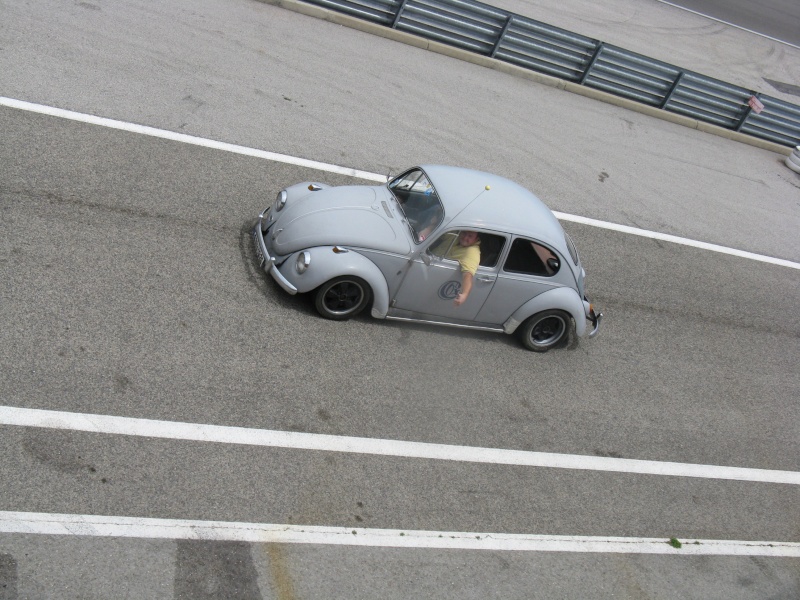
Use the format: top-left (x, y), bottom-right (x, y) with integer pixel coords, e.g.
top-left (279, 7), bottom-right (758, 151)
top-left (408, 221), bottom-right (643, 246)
top-left (300, 0), bottom-right (800, 147)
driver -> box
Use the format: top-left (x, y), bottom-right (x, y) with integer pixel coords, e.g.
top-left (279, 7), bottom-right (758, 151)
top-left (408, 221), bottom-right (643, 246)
top-left (431, 230), bottom-right (481, 306)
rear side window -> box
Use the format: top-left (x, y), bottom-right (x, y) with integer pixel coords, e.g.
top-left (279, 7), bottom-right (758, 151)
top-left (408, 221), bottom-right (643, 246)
top-left (503, 238), bottom-right (560, 277)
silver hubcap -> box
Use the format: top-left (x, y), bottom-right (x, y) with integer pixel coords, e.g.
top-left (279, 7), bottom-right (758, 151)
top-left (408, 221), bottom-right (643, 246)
top-left (323, 281), bottom-right (364, 315)
top-left (530, 315), bottom-right (566, 346)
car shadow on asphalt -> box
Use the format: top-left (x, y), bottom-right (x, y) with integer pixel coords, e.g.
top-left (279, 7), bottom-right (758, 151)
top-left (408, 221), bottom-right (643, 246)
top-left (239, 219), bottom-right (318, 316)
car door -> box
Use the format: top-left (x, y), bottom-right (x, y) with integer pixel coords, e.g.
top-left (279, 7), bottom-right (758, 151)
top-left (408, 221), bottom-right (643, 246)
top-left (391, 230), bottom-right (506, 322)
top-left (474, 235), bottom-right (572, 324)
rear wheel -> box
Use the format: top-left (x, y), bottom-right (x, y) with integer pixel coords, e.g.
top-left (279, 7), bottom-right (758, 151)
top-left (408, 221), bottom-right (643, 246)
top-left (518, 310), bottom-right (571, 352)
top-left (314, 276), bottom-right (371, 320)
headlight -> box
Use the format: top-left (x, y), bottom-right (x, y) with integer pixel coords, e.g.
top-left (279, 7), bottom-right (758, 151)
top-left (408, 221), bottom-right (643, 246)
top-left (275, 190), bottom-right (288, 212)
top-left (296, 251), bottom-right (311, 274)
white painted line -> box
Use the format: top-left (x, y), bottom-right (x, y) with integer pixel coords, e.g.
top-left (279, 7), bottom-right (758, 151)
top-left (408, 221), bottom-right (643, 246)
top-left (2, 406), bottom-right (798, 485)
top-left (2, 511), bottom-right (798, 556)
top-left (2, 96), bottom-right (798, 270)
top-left (552, 212), bottom-right (800, 270)
top-left (0, 96), bottom-right (385, 182)
top-left (653, 0), bottom-right (800, 50)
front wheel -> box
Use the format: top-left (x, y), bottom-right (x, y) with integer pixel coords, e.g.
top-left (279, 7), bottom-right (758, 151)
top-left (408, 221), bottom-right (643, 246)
top-left (518, 310), bottom-right (571, 352)
top-left (314, 276), bottom-right (371, 320)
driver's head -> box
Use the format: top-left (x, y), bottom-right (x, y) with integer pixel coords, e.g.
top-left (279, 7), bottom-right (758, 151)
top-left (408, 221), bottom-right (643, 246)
top-left (458, 230), bottom-right (479, 247)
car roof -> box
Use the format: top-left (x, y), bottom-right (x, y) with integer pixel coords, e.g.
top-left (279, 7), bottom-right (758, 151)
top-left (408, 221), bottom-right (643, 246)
top-left (420, 165), bottom-right (568, 252)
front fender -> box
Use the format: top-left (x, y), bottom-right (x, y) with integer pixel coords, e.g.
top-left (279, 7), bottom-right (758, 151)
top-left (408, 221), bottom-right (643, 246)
top-left (284, 181), bottom-right (331, 200)
top-left (277, 247), bottom-right (390, 318)
top-left (504, 287), bottom-right (587, 337)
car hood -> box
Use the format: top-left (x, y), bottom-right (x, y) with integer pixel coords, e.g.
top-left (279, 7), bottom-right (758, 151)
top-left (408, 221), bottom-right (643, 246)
top-left (272, 186), bottom-right (412, 255)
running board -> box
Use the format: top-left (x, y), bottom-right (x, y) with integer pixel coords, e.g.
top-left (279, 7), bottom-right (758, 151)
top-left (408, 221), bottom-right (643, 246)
top-left (384, 315), bottom-right (505, 333)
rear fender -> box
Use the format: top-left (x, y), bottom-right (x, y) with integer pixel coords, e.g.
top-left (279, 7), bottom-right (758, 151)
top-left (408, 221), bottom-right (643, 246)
top-left (276, 247), bottom-right (390, 318)
top-left (504, 287), bottom-right (587, 337)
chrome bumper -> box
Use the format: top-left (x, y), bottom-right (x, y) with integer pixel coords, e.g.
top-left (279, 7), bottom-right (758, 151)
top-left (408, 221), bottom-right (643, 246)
top-left (253, 211), bottom-right (297, 295)
top-left (588, 307), bottom-right (602, 338)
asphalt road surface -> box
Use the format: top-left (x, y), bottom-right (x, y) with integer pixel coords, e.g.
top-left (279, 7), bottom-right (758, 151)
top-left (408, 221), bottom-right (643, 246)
top-left (661, 0), bottom-right (800, 46)
top-left (1, 0), bottom-right (799, 598)
top-left (490, 0), bottom-right (800, 102)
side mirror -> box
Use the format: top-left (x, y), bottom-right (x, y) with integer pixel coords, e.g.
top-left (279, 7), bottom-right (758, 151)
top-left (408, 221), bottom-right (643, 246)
top-left (547, 258), bottom-right (560, 271)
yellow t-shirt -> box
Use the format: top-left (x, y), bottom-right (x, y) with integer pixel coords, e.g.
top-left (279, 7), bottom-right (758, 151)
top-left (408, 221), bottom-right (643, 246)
top-left (431, 234), bottom-right (481, 276)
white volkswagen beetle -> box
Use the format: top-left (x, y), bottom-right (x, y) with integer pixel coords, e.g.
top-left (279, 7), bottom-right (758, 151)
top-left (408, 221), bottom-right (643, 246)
top-left (254, 165), bottom-right (601, 351)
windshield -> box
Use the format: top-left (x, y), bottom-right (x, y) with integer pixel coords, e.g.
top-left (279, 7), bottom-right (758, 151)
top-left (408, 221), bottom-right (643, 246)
top-left (388, 169), bottom-right (444, 243)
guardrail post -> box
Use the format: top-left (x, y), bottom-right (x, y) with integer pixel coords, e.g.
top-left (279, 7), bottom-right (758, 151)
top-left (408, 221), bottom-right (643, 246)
top-left (579, 42), bottom-right (604, 85)
top-left (391, 0), bottom-right (409, 28)
top-left (490, 15), bottom-right (514, 58)
top-left (660, 71), bottom-right (685, 109)
top-left (735, 92), bottom-right (761, 131)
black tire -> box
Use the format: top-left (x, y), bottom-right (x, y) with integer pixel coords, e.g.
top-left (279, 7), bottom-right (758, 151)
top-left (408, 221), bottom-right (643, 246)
top-left (518, 310), bottom-right (571, 352)
top-left (314, 276), bottom-right (371, 320)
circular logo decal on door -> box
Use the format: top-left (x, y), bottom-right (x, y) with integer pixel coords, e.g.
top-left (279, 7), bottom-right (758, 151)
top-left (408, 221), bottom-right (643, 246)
top-left (438, 280), bottom-right (462, 300)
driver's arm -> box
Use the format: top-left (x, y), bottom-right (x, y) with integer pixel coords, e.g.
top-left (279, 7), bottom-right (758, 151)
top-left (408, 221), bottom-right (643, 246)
top-left (454, 272), bottom-right (473, 306)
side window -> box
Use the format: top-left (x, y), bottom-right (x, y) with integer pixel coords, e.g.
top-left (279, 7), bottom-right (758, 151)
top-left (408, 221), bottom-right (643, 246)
top-left (429, 232), bottom-right (458, 259)
top-left (428, 231), bottom-right (506, 268)
top-left (503, 237), bottom-right (561, 277)
top-left (476, 233), bottom-right (506, 268)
